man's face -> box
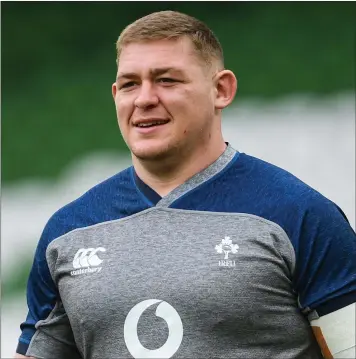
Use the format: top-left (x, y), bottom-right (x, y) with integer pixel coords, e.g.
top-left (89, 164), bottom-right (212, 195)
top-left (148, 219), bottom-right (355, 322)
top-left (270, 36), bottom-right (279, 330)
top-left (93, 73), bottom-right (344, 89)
top-left (112, 37), bottom-right (218, 161)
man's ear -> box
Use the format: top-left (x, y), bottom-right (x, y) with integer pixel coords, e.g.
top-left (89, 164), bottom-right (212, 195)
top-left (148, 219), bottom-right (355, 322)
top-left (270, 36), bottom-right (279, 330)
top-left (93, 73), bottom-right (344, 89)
top-left (214, 70), bottom-right (238, 110)
top-left (112, 82), bottom-right (118, 100)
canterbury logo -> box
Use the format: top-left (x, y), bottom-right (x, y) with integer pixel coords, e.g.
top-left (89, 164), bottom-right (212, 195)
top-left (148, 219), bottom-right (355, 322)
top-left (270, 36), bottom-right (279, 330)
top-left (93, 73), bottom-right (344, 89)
top-left (73, 247), bottom-right (106, 268)
top-left (71, 247), bottom-right (106, 276)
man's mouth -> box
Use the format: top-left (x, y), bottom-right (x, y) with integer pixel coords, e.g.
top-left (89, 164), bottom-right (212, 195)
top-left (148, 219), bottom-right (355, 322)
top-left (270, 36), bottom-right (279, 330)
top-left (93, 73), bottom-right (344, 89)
top-left (134, 119), bottom-right (170, 128)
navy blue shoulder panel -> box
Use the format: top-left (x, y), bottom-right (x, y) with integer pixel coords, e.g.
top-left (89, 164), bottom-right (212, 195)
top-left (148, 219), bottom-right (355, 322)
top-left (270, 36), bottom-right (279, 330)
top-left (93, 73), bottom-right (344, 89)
top-left (43, 166), bottom-right (149, 238)
top-left (18, 167), bottom-right (149, 354)
top-left (172, 153), bottom-right (356, 316)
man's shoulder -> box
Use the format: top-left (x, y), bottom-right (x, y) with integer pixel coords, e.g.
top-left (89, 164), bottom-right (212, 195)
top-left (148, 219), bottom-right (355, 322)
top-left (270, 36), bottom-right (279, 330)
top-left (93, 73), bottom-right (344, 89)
top-left (56, 165), bottom-right (134, 211)
top-left (41, 166), bottom-right (142, 244)
top-left (236, 153), bottom-right (326, 205)
top-left (231, 152), bottom-right (349, 235)
top-left (214, 152), bottom-right (344, 227)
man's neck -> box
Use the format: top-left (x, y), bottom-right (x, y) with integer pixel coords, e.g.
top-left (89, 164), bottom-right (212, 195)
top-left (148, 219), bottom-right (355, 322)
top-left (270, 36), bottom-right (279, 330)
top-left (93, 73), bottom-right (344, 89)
top-left (132, 141), bottom-right (227, 197)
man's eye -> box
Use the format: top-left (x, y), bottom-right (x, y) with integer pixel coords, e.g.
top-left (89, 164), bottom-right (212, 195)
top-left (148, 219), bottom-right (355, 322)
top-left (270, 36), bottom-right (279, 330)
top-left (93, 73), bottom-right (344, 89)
top-left (157, 78), bottom-right (176, 83)
top-left (120, 82), bottom-right (136, 89)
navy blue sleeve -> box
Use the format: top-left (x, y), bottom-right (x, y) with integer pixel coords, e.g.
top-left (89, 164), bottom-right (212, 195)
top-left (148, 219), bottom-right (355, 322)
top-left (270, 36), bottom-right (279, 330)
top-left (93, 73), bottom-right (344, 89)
top-left (292, 195), bottom-right (356, 317)
top-left (17, 218), bottom-right (60, 355)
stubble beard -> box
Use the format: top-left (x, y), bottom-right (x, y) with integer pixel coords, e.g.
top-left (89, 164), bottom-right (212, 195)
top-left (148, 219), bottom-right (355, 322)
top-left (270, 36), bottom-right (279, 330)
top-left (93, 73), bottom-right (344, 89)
top-left (130, 138), bottom-right (183, 163)
top-left (130, 120), bottom-right (216, 168)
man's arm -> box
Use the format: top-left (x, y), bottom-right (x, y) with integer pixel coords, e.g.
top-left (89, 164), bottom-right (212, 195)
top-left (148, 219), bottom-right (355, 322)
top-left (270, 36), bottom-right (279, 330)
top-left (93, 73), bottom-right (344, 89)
top-left (14, 354), bottom-right (35, 358)
top-left (292, 198), bottom-right (356, 358)
top-left (16, 229), bottom-right (59, 356)
top-left (310, 302), bottom-right (355, 359)
top-left (16, 213), bottom-right (81, 358)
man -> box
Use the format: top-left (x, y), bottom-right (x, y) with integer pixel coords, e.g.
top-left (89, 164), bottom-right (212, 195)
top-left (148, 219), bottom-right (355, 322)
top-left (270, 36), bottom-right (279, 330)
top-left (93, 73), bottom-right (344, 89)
top-left (15, 10), bottom-right (355, 359)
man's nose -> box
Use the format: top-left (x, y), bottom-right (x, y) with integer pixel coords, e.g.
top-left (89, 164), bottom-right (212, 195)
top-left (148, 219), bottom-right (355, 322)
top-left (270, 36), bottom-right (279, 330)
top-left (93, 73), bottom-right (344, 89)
top-left (134, 82), bottom-right (159, 109)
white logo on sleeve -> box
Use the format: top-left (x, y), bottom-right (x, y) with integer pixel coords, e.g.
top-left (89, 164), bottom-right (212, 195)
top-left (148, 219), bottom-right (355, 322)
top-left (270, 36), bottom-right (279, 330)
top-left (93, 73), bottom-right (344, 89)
top-left (215, 236), bottom-right (239, 267)
top-left (70, 247), bottom-right (106, 276)
top-left (124, 299), bottom-right (183, 358)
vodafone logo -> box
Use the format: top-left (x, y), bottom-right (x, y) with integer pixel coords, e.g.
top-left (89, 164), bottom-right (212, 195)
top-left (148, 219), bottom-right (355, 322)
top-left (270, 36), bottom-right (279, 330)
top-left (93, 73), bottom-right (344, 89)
top-left (124, 299), bottom-right (183, 358)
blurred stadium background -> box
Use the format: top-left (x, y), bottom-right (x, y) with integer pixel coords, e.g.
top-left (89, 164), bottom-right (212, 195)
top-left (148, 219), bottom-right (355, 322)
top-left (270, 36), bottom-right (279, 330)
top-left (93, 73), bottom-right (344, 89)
top-left (1, 2), bottom-right (355, 357)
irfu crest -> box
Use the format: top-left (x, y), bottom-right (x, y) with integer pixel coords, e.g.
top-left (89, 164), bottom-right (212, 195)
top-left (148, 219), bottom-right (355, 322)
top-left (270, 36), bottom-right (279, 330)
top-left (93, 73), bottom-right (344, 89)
top-left (215, 236), bottom-right (239, 259)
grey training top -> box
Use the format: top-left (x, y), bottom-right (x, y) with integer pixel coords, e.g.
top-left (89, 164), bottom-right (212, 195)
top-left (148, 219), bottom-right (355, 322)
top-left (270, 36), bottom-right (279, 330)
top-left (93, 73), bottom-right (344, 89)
top-left (23, 145), bottom-right (356, 358)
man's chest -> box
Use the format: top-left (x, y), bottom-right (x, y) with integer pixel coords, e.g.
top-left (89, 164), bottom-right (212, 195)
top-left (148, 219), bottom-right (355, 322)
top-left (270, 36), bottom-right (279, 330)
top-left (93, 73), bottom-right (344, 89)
top-left (47, 208), bottom-right (311, 358)
top-left (52, 208), bottom-right (294, 306)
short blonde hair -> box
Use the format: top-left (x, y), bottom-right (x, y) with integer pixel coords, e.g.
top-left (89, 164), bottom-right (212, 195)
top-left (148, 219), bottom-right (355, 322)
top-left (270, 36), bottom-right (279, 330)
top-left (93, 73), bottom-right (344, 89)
top-left (116, 10), bottom-right (224, 68)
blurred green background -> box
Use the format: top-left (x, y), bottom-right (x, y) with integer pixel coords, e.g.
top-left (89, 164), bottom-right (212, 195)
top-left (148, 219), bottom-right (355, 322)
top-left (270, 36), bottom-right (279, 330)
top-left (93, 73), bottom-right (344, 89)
top-left (2, 1), bottom-right (355, 185)
top-left (2, 3), bottom-right (355, 355)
